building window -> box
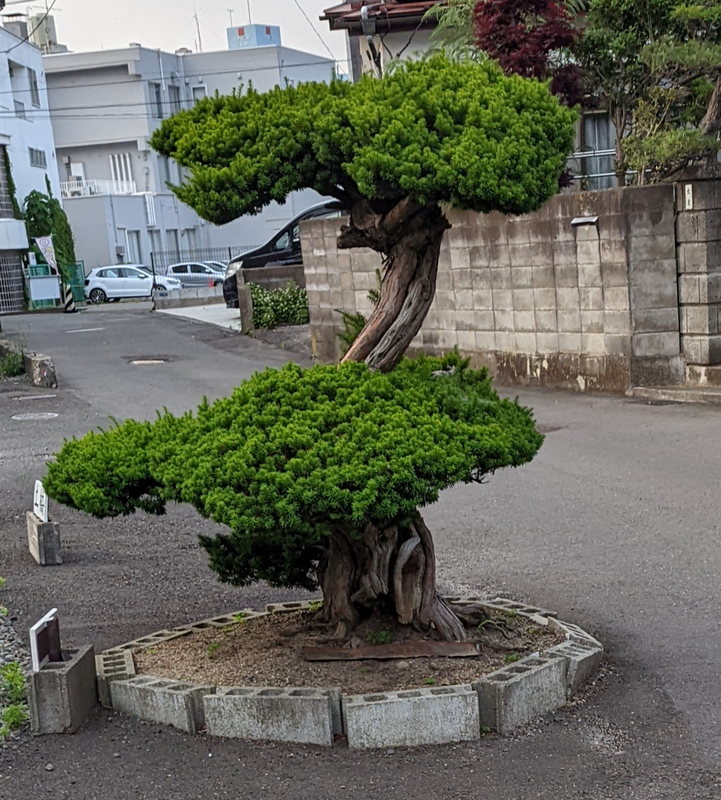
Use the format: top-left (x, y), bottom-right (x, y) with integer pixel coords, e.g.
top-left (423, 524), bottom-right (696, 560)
top-left (29, 68), bottom-right (40, 107)
top-left (109, 153), bottom-right (133, 186)
top-left (571, 111), bottom-right (617, 190)
top-left (0, 148), bottom-right (16, 219)
top-left (29, 148), bottom-right (47, 169)
top-left (192, 85), bottom-right (206, 104)
top-left (168, 84), bottom-right (182, 115)
top-left (183, 227), bottom-right (198, 250)
top-left (14, 100), bottom-right (25, 119)
top-left (166, 228), bottom-right (179, 256)
top-left (150, 82), bottom-right (164, 119)
top-left (149, 229), bottom-right (163, 255)
top-left (126, 230), bottom-right (142, 264)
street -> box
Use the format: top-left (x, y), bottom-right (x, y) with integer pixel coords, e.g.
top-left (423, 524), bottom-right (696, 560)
top-left (0, 304), bottom-right (719, 799)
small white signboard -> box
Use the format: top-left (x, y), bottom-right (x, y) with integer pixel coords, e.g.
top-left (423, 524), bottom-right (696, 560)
top-left (30, 608), bottom-right (59, 673)
top-left (33, 480), bottom-right (48, 523)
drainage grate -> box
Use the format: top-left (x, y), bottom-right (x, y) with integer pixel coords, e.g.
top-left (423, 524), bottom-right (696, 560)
top-left (12, 412), bottom-right (59, 421)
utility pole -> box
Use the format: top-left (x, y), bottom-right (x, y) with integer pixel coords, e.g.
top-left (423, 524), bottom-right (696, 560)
top-left (193, 1), bottom-right (204, 52)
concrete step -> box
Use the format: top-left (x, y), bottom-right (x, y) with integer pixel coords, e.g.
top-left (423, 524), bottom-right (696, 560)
top-left (687, 364), bottom-right (721, 387)
top-left (630, 385), bottom-right (721, 406)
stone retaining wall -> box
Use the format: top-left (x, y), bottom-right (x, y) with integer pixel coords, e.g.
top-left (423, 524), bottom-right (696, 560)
top-left (302, 179), bottom-right (721, 392)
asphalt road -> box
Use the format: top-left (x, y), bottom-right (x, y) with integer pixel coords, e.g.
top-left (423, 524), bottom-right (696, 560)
top-left (0, 304), bottom-right (720, 799)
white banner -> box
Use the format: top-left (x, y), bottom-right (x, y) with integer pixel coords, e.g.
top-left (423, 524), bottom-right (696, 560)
top-left (35, 236), bottom-right (59, 275)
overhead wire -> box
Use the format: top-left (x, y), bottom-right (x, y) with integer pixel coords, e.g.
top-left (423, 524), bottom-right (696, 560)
top-left (1, 0), bottom-right (57, 54)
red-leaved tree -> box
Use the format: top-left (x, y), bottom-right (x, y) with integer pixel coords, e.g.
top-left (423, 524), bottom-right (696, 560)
top-left (474, 0), bottom-right (583, 107)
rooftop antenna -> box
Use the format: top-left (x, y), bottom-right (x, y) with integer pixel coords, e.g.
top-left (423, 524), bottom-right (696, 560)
top-left (193, 0), bottom-right (204, 52)
top-left (227, 8), bottom-right (234, 26)
top-left (246, 0), bottom-right (252, 24)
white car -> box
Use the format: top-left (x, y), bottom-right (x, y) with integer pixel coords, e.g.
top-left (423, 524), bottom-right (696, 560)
top-left (84, 264), bottom-right (182, 304)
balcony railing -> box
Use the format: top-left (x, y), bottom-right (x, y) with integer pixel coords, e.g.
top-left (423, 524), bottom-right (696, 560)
top-left (60, 179), bottom-right (137, 199)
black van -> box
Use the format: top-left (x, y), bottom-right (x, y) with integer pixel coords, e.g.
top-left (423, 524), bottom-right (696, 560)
top-left (223, 201), bottom-right (342, 307)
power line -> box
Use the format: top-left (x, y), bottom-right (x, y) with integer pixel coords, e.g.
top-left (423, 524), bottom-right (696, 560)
top-left (291, 0), bottom-right (347, 76)
top-left (1, 0), bottom-right (57, 54)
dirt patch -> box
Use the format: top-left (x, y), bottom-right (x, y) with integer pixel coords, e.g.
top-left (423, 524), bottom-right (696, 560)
top-left (135, 609), bottom-right (563, 694)
top-left (252, 324), bottom-right (312, 357)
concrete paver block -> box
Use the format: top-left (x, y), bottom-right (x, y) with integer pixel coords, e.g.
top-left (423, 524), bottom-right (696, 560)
top-left (546, 640), bottom-right (603, 695)
top-left (265, 600), bottom-right (322, 614)
top-left (204, 686), bottom-right (341, 746)
top-left (342, 684), bottom-right (480, 749)
top-left (549, 617), bottom-right (603, 649)
top-left (95, 650), bottom-right (135, 708)
top-left (24, 352), bottom-right (58, 388)
top-left (475, 655), bottom-right (567, 734)
top-left (26, 511), bottom-right (62, 565)
top-left (112, 676), bottom-right (213, 734)
top-left (28, 646), bottom-right (97, 734)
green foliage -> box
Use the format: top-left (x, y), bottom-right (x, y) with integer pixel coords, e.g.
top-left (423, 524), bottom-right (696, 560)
top-left (4, 156), bottom-right (22, 220)
top-left (249, 282), bottom-right (309, 329)
top-left (425, 0), bottom-right (479, 55)
top-left (23, 185), bottom-right (77, 279)
top-left (206, 642), bottom-right (222, 658)
top-left (1, 663), bottom-right (26, 705)
top-left (151, 56), bottom-right (576, 224)
top-left (582, 0), bottom-right (721, 179)
top-left (0, 704), bottom-right (28, 737)
top-left (44, 353), bottom-right (543, 592)
top-left (504, 653), bottom-right (522, 664)
top-left (365, 630), bottom-right (394, 646)
top-left (0, 662), bottom-right (27, 739)
top-left (423, 676), bottom-right (437, 686)
top-left (0, 345), bottom-right (25, 378)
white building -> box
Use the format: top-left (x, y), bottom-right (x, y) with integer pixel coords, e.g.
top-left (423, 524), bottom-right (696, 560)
top-left (43, 31), bottom-right (337, 271)
top-left (0, 16), bottom-right (62, 312)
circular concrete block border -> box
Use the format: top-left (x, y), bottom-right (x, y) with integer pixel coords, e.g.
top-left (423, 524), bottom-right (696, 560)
top-left (97, 597), bottom-right (603, 750)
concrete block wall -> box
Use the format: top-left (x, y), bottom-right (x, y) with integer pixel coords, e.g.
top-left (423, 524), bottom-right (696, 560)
top-left (676, 180), bottom-right (721, 367)
top-left (302, 182), bottom-right (692, 392)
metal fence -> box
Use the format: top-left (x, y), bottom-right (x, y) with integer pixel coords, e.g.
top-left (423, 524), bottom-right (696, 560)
top-left (0, 250), bottom-right (24, 313)
top-left (150, 246), bottom-right (258, 275)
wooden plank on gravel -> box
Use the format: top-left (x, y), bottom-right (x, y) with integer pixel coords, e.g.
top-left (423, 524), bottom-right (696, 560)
top-left (302, 641), bottom-right (479, 661)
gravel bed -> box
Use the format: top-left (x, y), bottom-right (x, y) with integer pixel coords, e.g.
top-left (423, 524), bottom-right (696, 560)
top-left (0, 604), bottom-right (31, 748)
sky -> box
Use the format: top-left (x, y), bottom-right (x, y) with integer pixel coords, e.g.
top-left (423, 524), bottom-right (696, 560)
top-left (9, 0), bottom-right (349, 69)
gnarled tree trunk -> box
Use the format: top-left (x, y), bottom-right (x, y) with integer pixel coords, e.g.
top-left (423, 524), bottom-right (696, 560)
top-left (337, 199), bottom-right (451, 373)
top-left (316, 514), bottom-right (466, 642)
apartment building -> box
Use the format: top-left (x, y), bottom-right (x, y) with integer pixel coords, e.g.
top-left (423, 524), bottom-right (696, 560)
top-left (0, 16), bottom-right (62, 312)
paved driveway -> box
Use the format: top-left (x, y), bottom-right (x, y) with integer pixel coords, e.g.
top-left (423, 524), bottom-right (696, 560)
top-left (0, 305), bottom-right (719, 799)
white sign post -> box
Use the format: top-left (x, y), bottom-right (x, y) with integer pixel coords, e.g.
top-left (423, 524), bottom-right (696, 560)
top-left (30, 608), bottom-right (60, 672)
top-left (33, 480), bottom-right (48, 523)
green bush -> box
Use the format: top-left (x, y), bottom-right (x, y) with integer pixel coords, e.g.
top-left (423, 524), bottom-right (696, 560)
top-left (249, 282), bottom-right (309, 330)
top-left (44, 353), bottom-right (543, 593)
top-left (0, 347), bottom-right (24, 379)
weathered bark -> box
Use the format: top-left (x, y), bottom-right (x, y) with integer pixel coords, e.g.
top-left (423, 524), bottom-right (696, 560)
top-left (316, 516), bottom-right (466, 642)
top-left (338, 200), bottom-right (451, 373)
top-left (701, 75), bottom-right (721, 137)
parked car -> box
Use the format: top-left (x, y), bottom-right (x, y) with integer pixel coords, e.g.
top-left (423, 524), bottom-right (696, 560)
top-left (223, 201), bottom-right (342, 308)
top-left (84, 264), bottom-right (182, 304)
top-left (203, 260), bottom-right (228, 272)
top-left (167, 261), bottom-right (225, 288)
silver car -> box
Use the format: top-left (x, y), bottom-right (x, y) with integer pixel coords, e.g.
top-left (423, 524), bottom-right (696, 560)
top-left (167, 262), bottom-right (225, 288)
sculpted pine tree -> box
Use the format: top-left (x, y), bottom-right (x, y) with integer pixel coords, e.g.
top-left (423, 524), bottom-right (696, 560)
top-left (45, 58), bottom-right (574, 641)
top-left (151, 56), bottom-right (575, 372)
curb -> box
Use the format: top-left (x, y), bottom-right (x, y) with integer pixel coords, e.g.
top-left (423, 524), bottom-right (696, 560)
top-left (99, 597), bottom-right (603, 749)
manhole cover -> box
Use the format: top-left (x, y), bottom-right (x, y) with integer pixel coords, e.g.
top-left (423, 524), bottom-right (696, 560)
top-left (131, 359), bottom-right (167, 365)
top-left (11, 413), bottom-right (59, 421)
top-left (13, 394), bottom-right (57, 401)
